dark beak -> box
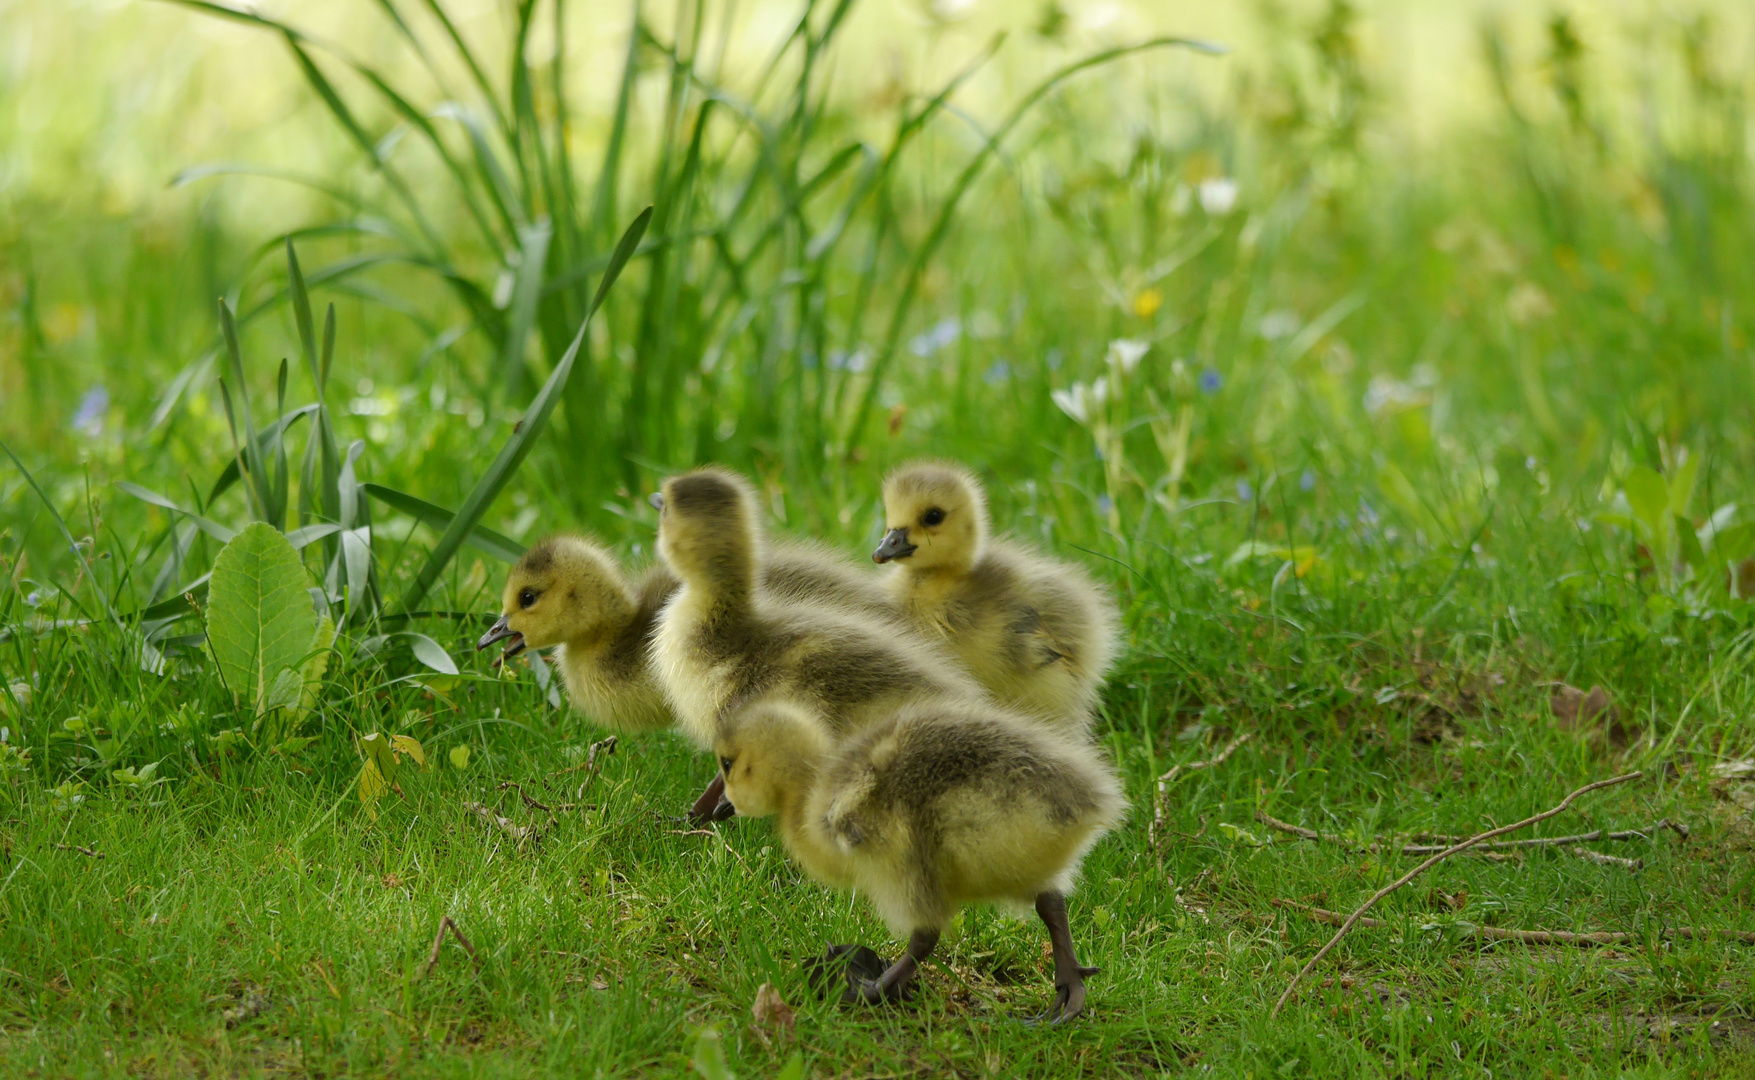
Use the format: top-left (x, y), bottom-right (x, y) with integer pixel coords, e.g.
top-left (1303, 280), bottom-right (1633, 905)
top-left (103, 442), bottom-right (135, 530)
top-left (476, 615), bottom-right (524, 659)
top-left (872, 527), bottom-right (917, 564)
top-left (709, 796), bottom-right (737, 822)
top-left (648, 491), bottom-right (665, 511)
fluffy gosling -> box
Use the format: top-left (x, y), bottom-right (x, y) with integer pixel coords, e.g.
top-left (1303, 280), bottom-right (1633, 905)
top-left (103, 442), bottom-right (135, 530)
top-left (716, 698), bottom-right (1126, 1021)
top-left (476, 532), bottom-right (899, 736)
top-left (649, 466), bottom-right (984, 752)
top-left (873, 461), bottom-right (1119, 728)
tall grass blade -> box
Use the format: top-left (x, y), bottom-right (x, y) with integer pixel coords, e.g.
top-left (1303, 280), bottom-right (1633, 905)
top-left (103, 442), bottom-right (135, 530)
top-left (396, 206), bottom-right (652, 614)
top-left (501, 221), bottom-right (552, 397)
top-left (361, 484), bottom-right (525, 563)
top-left (843, 36), bottom-right (1225, 449)
top-left (3, 442), bottom-right (124, 629)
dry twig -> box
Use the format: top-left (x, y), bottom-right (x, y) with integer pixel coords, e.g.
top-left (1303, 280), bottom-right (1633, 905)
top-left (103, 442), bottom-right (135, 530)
top-left (496, 781), bottom-right (554, 813)
top-left (51, 843), bottom-right (103, 859)
top-left (422, 915), bottom-right (480, 978)
top-left (1270, 771), bottom-right (1642, 1016)
top-left (465, 801), bottom-right (532, 841)
top-left (1274, 900), bottom-right (1755, 947)
top-left (1152, 733), bottom-right (1251, 848)
top-left (1255, 810), bottom-right (1681, 859)
top-left (1253, 812), bottom-right (1523, 861)
top-left (1567, 846), bottom-right (1643, 871)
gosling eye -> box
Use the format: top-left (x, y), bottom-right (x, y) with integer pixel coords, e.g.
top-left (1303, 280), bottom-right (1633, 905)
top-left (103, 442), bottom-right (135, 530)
top-left (921, 507), bottom-right (946, 527)
top-left (719, 756), bottom-right (734, 774)
top-left (518, 588), bottom-right (538, 609)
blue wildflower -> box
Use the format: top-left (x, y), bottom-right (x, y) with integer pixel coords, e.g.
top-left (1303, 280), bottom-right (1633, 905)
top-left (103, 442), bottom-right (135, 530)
top-left (909, 318), bottom-right (962, 358)
top-left (984, 360), bottom-right (1012, 385)
top-left (1097, 495), bottom-right (1114, 517)
top-left (71, 386), bottom-right (109, 436)
top-left (1300, 470), bottom-right (1316, 492)
top-left (1236, 479), bottom-right (1254, 502)
top-left (1199, 369), bottom-right (1222, 394)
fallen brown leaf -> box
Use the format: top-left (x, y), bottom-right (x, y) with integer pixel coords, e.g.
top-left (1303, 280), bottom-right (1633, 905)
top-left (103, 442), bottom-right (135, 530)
top-left (751, 982), bottom-right (795, 1038)
top-left (1550, 684), bottom-right (1629, 748)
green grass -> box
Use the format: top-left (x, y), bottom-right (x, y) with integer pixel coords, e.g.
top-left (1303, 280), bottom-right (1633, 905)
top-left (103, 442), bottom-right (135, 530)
top-left (5, 0), bottom-right (1755, 1075)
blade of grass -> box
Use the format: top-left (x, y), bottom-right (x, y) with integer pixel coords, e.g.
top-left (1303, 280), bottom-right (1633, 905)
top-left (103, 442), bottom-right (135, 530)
top-left (842, 36), bottom-right (1225, 450)
top-left (361, 484), bottom-right (525, 563)
top-left (396, 206), bottom-right (652, 613)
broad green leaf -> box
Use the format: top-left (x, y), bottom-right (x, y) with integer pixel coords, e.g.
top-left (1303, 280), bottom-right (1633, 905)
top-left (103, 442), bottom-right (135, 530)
top-left (300, 617), bottom-right (335, 717)
top-left (390, 734), bottom-right (427, 768)
top-left (264, 668), bottom-right (305, 713)
top-left (359, 732), bottom-right (400, 787)
top-left (690, 1028), bottom-right (733, 1080)
top-left (274, 736), bottom-right (317, 756)
top-left (405, 633), bottom-right (458, 675)
top-left (1667, 452), bottom-right (1700, 517)
top-left (1676, 514), bottom-right (1709, 576)
top-left (1709, 522), bottom-right (1755, 565)
top-left (1622, 467), bottom-right (1669, 543)
top-left (207, 523), bottom-right (317, 714)
top-left (776, 1053), bottom-right (805, 1080)
top-left (358, 759), bottom-right (389, 819)
top-left (449, 745), bottom-right (471, 770)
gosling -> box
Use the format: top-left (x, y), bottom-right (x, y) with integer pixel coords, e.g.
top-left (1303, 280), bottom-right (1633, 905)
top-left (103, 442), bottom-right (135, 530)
top-left (475, 532), bottom-right (898, 736)
top-left (649, 468), bottom-right (987, 804)
top-left (716, 698), bottom-right (1126, 1021)
top-left (873, 461), bottom-right (1119, 728)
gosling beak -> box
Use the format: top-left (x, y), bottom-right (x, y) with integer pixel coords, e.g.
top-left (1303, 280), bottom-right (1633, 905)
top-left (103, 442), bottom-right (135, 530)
top-left (476, 615), bottom-right (525, 660)
top-left (709, 796), bottom-right (737, 822)
top-left (648, 491), bottom-right (665, 511)
top-left (872, 527), bottom-right (917, 564)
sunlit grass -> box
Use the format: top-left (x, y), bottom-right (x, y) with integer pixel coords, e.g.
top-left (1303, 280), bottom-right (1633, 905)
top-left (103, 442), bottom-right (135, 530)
top-left (4, 0), bottom-right (1755, 1075)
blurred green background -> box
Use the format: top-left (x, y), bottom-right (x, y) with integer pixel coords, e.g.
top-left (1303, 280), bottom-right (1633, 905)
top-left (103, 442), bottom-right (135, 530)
top-left (5, 2), bottom-right (1755, 1073)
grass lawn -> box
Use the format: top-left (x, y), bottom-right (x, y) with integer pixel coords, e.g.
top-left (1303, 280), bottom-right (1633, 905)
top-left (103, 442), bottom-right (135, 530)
top-left (5, 0), bottom-right (1755, 1075)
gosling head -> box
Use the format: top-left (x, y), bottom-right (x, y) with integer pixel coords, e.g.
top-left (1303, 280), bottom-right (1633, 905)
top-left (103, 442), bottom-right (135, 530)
top-left (476, 535), bottom-right (636, 660)
top-left (650, 467), bottom-right (761, 595)
top-left (873, 460), bottom-right (989, 574)
top-left (713, 700), bottom-right (828, 818)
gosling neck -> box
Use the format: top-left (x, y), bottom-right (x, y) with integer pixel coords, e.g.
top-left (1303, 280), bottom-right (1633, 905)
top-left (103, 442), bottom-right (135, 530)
top-left (559, 591), bottom-right (640, 655)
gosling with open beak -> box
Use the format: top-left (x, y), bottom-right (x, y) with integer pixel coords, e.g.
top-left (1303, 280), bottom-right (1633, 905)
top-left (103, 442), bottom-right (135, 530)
top-left (871, 527), bottom-right (917, 564)
top-left (476, 615), bottom-right (526, 666)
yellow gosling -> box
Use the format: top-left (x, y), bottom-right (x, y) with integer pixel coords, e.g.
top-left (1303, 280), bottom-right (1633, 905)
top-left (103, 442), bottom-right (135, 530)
top-left (716, 698), bottom-right (1126, 1021)
top-left (873, 460), bottom-right (1119, 729)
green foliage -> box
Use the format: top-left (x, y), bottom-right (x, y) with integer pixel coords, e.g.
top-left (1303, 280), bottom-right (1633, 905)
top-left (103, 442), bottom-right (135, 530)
top-left (205, 523), bottom-right (325, 720)
top-left (7, 1), bottom-right (1755, 1073)
top-left (1597, 450), bottom-right (1755, 605)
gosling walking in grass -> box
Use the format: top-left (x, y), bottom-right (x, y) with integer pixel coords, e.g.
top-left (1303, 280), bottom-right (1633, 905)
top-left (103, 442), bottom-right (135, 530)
top-left (874, 460), bottom-right (1119, 729)
top-left (476, 532), bottom-right (898, 737)
top-left (715, 698), bottom-right (1126, 1021)
top-left (649, 467), bottom-right (988, 816)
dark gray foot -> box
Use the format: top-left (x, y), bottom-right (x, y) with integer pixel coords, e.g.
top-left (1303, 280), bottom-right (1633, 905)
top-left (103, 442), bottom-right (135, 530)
top-left (1033, 891), bottom-right (1099, 1023)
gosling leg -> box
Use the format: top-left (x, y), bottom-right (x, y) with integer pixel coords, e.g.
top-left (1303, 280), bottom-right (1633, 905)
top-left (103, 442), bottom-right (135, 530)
top-left (1034, 891), bottom-right (1100, 1022)
top-left (853, 928), bottom-right (939, 1005)
top-left (687, 773), bottom-right (727, 824)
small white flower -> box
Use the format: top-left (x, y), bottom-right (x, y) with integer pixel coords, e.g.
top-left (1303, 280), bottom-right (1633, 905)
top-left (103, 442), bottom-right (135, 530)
top-left (1363, 375), bottom-right (1429, 416)
top-left (1258, 310), bottom-right (1300, 341)
top-left (1198, 177), bottom-right (1239, 216)
top-left (1105, 339), bottom-right (1149, 376)
top-left (1051, 377), bottom-right (1108, 425)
